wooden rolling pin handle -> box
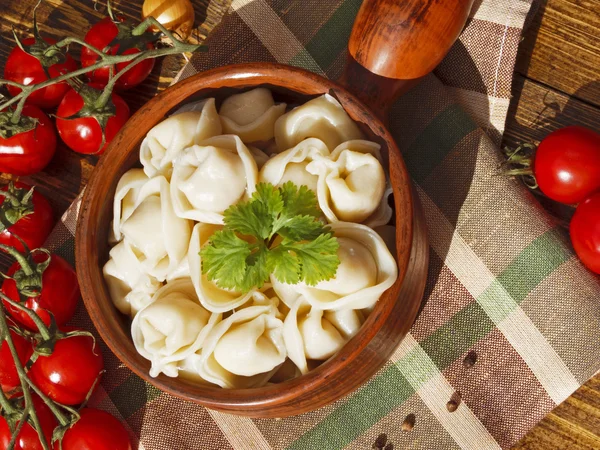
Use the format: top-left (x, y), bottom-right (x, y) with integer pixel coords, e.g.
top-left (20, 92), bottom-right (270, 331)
top-left (340, 0), bottom-right (474, 121)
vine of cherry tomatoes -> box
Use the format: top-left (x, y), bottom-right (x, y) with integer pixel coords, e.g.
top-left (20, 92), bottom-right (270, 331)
top-left (511, 126), bottom-right (600, 274)
top-left (0, 13), bottom-right (146, 450)
top-left (0, 12), bottom-right (159, 174)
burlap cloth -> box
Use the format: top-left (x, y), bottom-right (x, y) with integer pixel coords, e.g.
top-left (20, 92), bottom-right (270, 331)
top-left (45, 0), bottom-right (600, 448)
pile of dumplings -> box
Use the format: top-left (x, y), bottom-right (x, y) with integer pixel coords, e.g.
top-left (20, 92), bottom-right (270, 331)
top-left (103, 88), bottom-right (400, 388)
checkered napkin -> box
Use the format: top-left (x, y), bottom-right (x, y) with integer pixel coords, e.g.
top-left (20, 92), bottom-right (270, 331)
top-left (45, 0), bottom-right (600, 448)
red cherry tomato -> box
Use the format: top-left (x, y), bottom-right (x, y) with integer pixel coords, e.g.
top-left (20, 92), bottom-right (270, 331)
top-left (4, 37), bottom-right (78, 109)
top-left (0, 182), bottom-right (53, 252)
top-left (570, 192), bottom-right (600, 274)
top-left (534, 126), bottom-right (600, 205)
top-left (81, 17), bottom-right (155, 90)
top-left (56, 87), bottom-right (130, 155)
top-left (0, 105), bottom-right (57, 176)
top-left (29, 328), bottom-right (104, 405)
top-left (2, 253), bottom-right (80, 330)
top-left (0, 328), bottom-right (33, 394)
top-left (54, 408), bottom-right (131, 450)
top-left (0, 395), bottom-right (57, 450)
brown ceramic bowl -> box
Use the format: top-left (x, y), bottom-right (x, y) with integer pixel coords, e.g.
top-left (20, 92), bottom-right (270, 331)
top-left (73, 0), bottom-right (481, 417)
top-left (76, 63), bottom-right (429, 418)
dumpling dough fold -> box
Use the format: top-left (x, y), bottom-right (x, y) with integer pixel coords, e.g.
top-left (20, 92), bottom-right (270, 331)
top-left (140, 98), bottom-right (222, 179)
top-left (170, 135), bottom-right (258, 224)
top-left (259, 138), bottom-right (329, 192)
top-left (307, 140), bottom-right (387, 224)
top-left (120, 176), bottom-right (191, 282)
top-left (283, 298), bottom-right (364, 374)
top-left (219, 88), bottom-right (286, 143)
top-left (276, 222), bottom-right (398, 310)
top-left (131, 278), bottom-right (221, 377)
top-left (274, 94), bottom-right (364, 151)
top-left (102, 239), bottom-right (162, 318)
top-left (189, 297), bottom-right (286, 388)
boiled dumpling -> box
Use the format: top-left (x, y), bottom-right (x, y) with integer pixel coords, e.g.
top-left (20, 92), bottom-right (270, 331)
top-left (283, 222), bottom-right (398, 310)
top-left (120, 176), bottom-right (191, 281)
top-left (131, 278), bottom-right (220, 377)
top-left (219, 88), bottom-right (286, 143)
top-left (102, 239), bottom-right (162, 318)
top-left (112, 169), bottom-right (149, 242)
top-left (140, 99), bottom-right (222, 179)
top-left (307, 140), bottom-right (386, 224)
top-left (364, 185), bottom-right (393, 228)
top-left (259, 138), bottom-right (329, 192)
top-left (190, 300), bottom-right (286, 388)
top-left (187, 223), bottom-right (259, 312)
top-left (170, 135), bottom-right (258, 224)
top-left (284, 298), bottom-right (364, 374)
top-left (274, 94), bottom-right (363, 151)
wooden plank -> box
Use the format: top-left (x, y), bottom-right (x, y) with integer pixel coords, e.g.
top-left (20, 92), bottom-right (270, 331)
top-left (503, 75), bottom-right (600, 149)
top-left (514, 379), bottom-right (600, 449)
top-left (516, 0), bottom-right (600, 106)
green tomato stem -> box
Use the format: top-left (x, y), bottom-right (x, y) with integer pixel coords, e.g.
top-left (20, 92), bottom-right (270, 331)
top-left (47, 36), bottom-right (106, 59)
top-left (24, 377), bottom-right (70, 427)
top-left (0, 306), bottom-right (51, 450)
top-left (0, 79), bottom-right (26, 89)
top-left (0, 190), bottom-right (21, 208)
top-left (10, 95), bottom-right (30, 126)
top-left (0, 369), bottom-right (15, 413)
top-left (7, 405), bottom-right (30, 450)
top-left (0, 37), bottom-right (202, 122)
top-left (0, 293), bottom-right (51, 341)
top-left (0, 244), bottom-right (34, 276)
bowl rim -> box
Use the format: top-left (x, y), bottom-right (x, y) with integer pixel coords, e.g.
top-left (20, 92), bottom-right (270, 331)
top-left (76, 62), bottom-right (418, 417)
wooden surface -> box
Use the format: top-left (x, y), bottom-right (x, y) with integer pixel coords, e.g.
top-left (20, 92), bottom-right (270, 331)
top-left (76, 62), bottom-right (428, 417)
top-left (0, 0), bottom-right (598, 445)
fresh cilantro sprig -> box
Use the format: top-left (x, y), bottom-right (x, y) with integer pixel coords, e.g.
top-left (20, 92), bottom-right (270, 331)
top-left (200, 182), bottom-right (340, 292)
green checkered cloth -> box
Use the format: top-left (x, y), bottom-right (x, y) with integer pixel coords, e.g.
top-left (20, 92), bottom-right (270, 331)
top-left (46, 0), bottom-right (600, 448)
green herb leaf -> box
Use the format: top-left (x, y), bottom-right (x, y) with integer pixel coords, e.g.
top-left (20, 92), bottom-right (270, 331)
top-left (267, 246), bottom-right (301, 285)
top-left (200, 230), bottom-right (252, 291)
top-left (280, 182), bottom-right (321, 218)
top-left (201, 182), bottom-right (340, 292)
top-left (279, 233), bottom-right (340, 286)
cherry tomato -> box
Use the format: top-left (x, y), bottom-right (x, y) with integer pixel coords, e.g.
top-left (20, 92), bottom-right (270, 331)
top-left (0, 395), bottom-right (57, 450)
top-left (0, 328), bottom-right (33, 394)
top-left (54, 408), bottom-right (131, 450)
top-left (570, 192), bottom-right (600, 274)
top-left (81, 17), bottom-right (155, 90)
top-left (29, 328), bottom-right (104, 405)
top-left (0, 182), bottom-right (53, 252)
top-left (56, 87), bottom-right (130, 155)
top-left (4, 37), bottom-right (78, 109)
top-left (2, 253), bottom-right (80, 330)
top-left (534, 126), bottom-right (600, 205)
top-left (0, 105), bottom-right (57, 175)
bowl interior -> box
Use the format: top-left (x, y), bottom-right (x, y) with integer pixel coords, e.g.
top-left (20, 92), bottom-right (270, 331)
top-left (76, 63), bottom-right (416, 417)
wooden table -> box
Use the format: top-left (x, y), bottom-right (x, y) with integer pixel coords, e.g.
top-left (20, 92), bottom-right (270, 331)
top-left (2, 0), bottom-right (599, 448)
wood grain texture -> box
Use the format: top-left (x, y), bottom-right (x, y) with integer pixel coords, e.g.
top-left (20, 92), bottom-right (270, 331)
top-left (0, 0), bottom-right (598, 444)
top-left (515, 0), bottom-right (600, 107)
top-left (76, 63), bottom-right (428, 417)
top-left (348, 0), bottom-right (474, 79)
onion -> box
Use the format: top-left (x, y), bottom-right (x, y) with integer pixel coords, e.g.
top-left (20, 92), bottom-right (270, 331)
top-left (142, 0), bottom-right (195, 40)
